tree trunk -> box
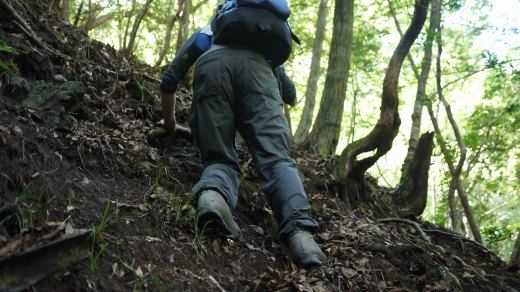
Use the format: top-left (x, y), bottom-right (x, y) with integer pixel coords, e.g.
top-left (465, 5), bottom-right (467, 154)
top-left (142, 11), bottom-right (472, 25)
top-left (62, 0), bottom-right (70, 22)
top-left (393, 132), bottom-right (434, 217)
top-left (122, 0), bottom-right (136, 51)
top-left (126, 0), bottom-right (154, 55)
top-left (397, 0), bottom-right (440, 176)
top-left (305, 0), bottom-right (354, 154)
top-left (155, 0), bottom-right (179, 67)
top-left (511, 232), bottom-right (520, 268)
top-left (433, 18), bottom-right (482, 242)
top-left (82, 12), bottom-right (116, 32)
top-left (73, 0), bottom-right (84, 27)
top-left (347, 83), bottom-right (359, 144)
top-left (175, 0), bottom-right (191, 54)
top-left (337, 0), bottom-right (430, 202)
top-left (293, 0), bottom-right (330, 144)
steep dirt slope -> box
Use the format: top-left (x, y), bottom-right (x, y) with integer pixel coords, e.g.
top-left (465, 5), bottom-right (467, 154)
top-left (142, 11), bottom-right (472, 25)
top-left (1, 1), bottom-right (519, 291)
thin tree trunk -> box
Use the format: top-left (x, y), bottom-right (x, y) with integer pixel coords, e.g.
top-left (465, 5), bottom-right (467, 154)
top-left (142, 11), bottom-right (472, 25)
top-left (425, 101), bottom-right (460, 227)
top-left (175, 0), bottom-right (191, 54)
top-left (82, 12), bottom-right (116, 32)
top-left (126, 0), bottom-right (154, 55)
top-left (73, 0), bottom-right (84, 27)
top-left (394, 0), bottom-right (440, 175)
top-left (511, 232), bottom-right (520, 268)
top-left (306, 0), bottom-right (354, 154)
top-left (348, 81), bottom-right (358, 144)
top-left (293, 0), bottom-right (329, 144)
top-left (434, 18), bottom-right (482, 242)
top-left (155, 0), bottom-right (179, 67)
top-left (62, 0), bottom-right (70, 21)
top-left (122, 0), bottom-right (136, 51)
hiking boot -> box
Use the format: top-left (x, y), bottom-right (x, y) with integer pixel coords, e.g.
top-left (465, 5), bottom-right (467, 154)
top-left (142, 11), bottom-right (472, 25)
top-left (284, 228), bottom-right (327, 268)
top-left (197, 190), bottom-right (243, 241)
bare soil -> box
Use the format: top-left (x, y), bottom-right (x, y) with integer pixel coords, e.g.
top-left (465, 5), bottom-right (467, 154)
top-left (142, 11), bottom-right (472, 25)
top-left (1, 1), bottom-right (519, 291)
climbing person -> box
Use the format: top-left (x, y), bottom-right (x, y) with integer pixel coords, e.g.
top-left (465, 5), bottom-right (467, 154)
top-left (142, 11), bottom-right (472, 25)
top-left (159, 0), bottom-right (326, 268)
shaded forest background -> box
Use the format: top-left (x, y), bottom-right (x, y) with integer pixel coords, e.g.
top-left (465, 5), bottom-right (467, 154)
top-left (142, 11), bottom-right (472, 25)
top-left (0, 0), bottom-right (519, 288)
top-left (56, 0), bottom-right (519, 259)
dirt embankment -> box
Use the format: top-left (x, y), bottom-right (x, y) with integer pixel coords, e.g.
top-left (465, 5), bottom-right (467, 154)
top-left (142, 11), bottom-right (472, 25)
top-left (1, 1), bottom-right (519, 291)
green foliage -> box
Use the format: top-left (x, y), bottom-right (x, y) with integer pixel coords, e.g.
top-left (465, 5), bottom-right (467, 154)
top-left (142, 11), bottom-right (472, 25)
top-left (90, 200), bottom-right (117, 271)
top-left (482, 226), bottom-right (514, 253)
top-left (443, 0), bottom-right (463, 11)
top-left (170, 189), bottom-right (188, 223)
top-left (0, 44), bottom-right (24, 71)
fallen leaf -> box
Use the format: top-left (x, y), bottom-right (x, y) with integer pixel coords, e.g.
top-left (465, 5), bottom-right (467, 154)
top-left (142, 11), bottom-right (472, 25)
top-left (145, 236), bottom-right (161, 242)
top-left (112, 263), bottom-right (125, 278)
top-left (135, 266), bottom-right (144, 278)
top-left (230, 261), bottom-right (241, 275)
top-left (340, 267), bottom-right (357, 278)
top-left (244, 242), bottom-right (261, 251)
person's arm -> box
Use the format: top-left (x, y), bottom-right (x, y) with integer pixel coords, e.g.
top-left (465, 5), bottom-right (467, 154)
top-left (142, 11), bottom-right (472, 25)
top-left (274, 66), bottom-right (297, 106)
top-left (159, 27), bottom-right (211, 132)
top-left (161, 91), bottom-right (176, 131)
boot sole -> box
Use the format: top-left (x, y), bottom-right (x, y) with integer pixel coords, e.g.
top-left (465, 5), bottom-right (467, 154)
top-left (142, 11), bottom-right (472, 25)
top-left (197, 208), bottom-right (242, 241)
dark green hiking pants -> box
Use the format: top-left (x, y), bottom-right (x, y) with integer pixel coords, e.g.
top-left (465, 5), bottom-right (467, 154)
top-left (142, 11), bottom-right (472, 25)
top-left (189, 46), bottom-right (318, 240)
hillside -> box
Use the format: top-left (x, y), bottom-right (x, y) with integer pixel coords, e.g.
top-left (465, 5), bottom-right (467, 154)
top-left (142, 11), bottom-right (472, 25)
top-left (1, 1), bottom-right (519, 291)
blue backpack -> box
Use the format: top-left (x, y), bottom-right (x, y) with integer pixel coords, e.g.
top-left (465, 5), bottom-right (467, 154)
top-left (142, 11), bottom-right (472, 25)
top-left (212, 0), bottom-right (300, 67)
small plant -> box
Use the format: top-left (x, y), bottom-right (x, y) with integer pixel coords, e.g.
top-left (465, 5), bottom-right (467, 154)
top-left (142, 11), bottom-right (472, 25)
top-left (0, 44), bottom-right (24, 71)
top-left (170, 190), bottom-right (186, 223)
top-left (90, 200), bottom-right (117, 271)
top-left (63, 111), bottom-right (78, 125)
top-left (15, 181), bottom-right (33, 204)
top-left (191, 212), bottom-right (211, 249)
top-left (150, 166), bottom-right (182, 193)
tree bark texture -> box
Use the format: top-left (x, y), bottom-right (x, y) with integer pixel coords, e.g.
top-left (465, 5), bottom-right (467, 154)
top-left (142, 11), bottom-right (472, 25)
top-left (175, 0), bottom-right (191, 54)
top-left (293, 0), bottom-right (330, 144)
top-left (122, 0), bottom-right (136, 50)
top-left (394, 132), bottom-right (434, 217)
top-left (434, 18), bottom-right (482, 243)
top-left (73, 0), bottom-right (84, 27)
top-left (155, 0), bottom-right (180, 67)
top-left (62, 0), bottom-right (70, 21)
top-left (306, 0), bottom-right (353, 154)
top-left (126, 0), bottom-right (154, 55)
top-left (511, 232), bottom-right (520, 268)
top-left (337, 0), bottom-right (431, 201)
top-left (399, 0), bottom-right (440, 176)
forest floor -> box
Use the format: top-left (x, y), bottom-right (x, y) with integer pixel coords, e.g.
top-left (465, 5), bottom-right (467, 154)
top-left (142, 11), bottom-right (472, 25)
top-left (1, 1), bottom-right (519, 291)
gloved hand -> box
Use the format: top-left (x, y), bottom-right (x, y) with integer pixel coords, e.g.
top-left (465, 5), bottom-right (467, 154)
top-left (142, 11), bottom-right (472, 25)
top-left (147, 120), bottom-right (191, 142)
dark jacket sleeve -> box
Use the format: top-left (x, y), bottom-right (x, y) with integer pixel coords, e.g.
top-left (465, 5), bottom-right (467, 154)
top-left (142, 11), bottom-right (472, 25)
top-left (160, 28), bottom-right (212, 93)
top-left (273, 66), bottom-right (297, 105)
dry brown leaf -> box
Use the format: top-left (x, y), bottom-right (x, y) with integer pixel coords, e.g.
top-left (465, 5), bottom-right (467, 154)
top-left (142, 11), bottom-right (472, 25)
top-left (327, 245), bottom-right (339, 256)
top-left (340, 267), bottom-right (357, 279)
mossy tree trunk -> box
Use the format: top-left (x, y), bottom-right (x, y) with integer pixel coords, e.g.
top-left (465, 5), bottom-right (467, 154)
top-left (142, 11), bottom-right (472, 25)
top-left (336, 0), bottom-right (431, 205)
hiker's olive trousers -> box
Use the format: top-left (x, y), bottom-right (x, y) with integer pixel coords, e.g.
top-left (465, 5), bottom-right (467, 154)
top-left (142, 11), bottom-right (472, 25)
top-left (189, 47), bottom-right (318, 240)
